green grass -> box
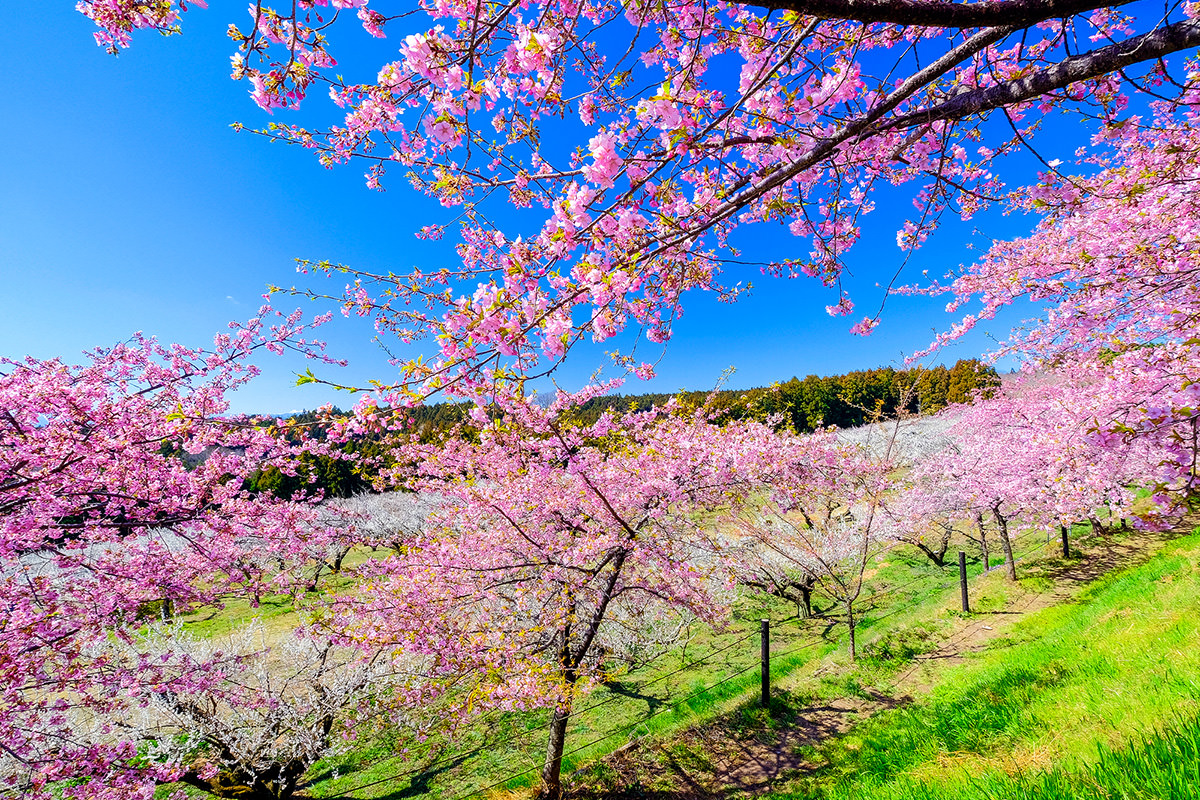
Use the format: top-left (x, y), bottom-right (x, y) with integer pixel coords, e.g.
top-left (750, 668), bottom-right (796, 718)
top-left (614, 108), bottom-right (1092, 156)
top-left (814, 713), bottom-right (1200, 800)
top-left (773, 528), bottom-right (1200, 800)
top-left (305, 523), bottom-right (1084, 799)
top-left (155, 516), bottom-right (1155, 800)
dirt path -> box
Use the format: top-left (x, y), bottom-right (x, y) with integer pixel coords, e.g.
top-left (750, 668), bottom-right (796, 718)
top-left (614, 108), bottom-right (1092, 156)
top-left (568, 521), bottom-right (1190, 800)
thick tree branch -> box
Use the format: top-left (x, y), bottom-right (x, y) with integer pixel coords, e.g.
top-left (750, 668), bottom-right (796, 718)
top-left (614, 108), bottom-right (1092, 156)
top-left (679, 24), bottom-right (1017, 241)
top-left (883, 18), bottom-right (1200, 130)
top-left (740, 0), bottom-right (1131, 28)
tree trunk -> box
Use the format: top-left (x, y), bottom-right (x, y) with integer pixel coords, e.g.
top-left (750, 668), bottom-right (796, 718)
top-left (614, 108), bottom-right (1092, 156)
top-left (975, 510), bottom-right (990, 571)
top-left (330, 545), bottom-right (350, 573)
top-left (539, 544), bottom-right (625, 799)
top-left (846, 600), bottom-right (857, 662)
top-left (993, 506), bottom-right (1016, 582)
top-left (799, 584), bottom-right (813, 619)
top-left (1089, 516), bottom-right (1104, 536)
top-left (540, 701), bottom-right (573, 800)
top-left (181, 758), bottom-right (308, 800)
top-left (306, 562), bottom-right (325, 593)
top-left (909, 537), bottom-right (948, 567)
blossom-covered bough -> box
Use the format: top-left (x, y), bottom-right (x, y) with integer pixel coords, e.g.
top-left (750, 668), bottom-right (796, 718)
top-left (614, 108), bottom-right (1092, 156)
top-left (77, 0), bottom-right (1200, 404)
top-left (916, 109), bottom-right (1200, 512)
top-left (74, 3), bottom-right (1200, 519)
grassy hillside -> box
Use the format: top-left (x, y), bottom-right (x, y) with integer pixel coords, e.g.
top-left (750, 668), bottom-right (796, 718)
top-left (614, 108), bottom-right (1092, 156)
top-left (159, 515), bottom-right (1195, 800)
top-left (285, 518), bottom-right (1177, 800)
top-left (774, 527), bottom-right (1200, 800)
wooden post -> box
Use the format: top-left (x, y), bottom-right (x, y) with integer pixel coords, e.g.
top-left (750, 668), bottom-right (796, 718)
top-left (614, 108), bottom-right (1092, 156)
top-left (959, 551), bottom-right (970, 614)
top-left (1060, 525), bottom-right (1070, 559)
top-left (760, 618), bottom-right (770, 709)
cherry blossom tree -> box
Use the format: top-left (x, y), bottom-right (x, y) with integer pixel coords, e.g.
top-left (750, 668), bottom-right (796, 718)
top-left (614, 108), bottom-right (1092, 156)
top-left (727, 534), bottom-right (821, 618)
top-left (733, 425), bottom-right (898, 660)
top-left (0, 310), bottom-right (398, 799)
top-left (320, 391), bottom-right (773, 799)
top-left (894, 432), bottom-right (995, 568)
top-left (887, 490), bottom-right (956, 568)
top-left (913, 394), bottom-right (1048, 580)
top-left (910, 104), bottom-right (1200, 513)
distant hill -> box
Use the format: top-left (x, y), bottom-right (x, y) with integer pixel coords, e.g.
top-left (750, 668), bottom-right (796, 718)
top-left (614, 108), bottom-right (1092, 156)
top-left (565, 359), bottom-right (999, 433)
top-left (247, 360), bottom-right (997, 499)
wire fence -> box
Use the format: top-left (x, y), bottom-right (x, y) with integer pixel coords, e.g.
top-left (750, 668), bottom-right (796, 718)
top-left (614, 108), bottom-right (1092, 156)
top-left (332, 521), bottom-right (1092, 799)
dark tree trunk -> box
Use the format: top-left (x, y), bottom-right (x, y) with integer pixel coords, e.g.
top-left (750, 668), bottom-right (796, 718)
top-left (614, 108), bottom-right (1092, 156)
top-left (740, 0), bottom-right (1128, 29)
top-left (993, 506), bottom-right (1016, 582)
top-left (798, 583), bottom-right (813, 619)
top-left (306, 562), bottom-right (325, 593)
top-left (1089, 516), bottom-right (1104, 536)
top-left (330, 545), bottom-right (351, 574)
top-left (180, 758), bottom-right (309, 800)
top-left (540, 698), bottom-right (574, 800)
top-left (909, 536), bottom-right (949, 567)
top-left (170, 702), bottom-right (336, 800)
top-left (975, 510), bottom-right (990, 571)
top-left (538, 542), bottom-right (626, 800)
top-left (846, 600), bottom-right (857, 662)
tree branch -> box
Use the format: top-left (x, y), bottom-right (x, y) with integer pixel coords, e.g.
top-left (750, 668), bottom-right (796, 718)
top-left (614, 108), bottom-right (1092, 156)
top-left (883, 18), bottom-right (1200, 130)
top-left (740, 0), bottom-right (1131, 27)
top-left (689, 24), bottom-right (1017, 238)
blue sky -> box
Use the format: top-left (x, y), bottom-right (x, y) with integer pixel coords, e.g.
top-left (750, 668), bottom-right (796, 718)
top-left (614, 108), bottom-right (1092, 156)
top-left (0, 5), bottom-right (1052, 413)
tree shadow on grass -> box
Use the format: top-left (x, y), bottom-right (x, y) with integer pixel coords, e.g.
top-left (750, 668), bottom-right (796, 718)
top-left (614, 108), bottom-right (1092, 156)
top-left (602, 679), bottom-right (668, 716)
top-left (1021, 524), bottom-right (1182, 591)
top-left (346, 754), bottom-right (470, 800)
top-left (567, 688), bottom-right (909, 800)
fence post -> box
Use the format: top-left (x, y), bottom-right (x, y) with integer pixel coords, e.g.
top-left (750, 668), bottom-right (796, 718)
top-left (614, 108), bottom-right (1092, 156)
top-left (958, 551), bottom-right (970, 613)
top-left (1060, 525), bottom-right (1070, 558)
top-left (760, 618), bottom-right (770, 709)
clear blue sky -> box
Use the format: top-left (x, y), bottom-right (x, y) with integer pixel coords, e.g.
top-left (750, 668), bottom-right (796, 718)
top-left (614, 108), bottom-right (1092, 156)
top-left (0, 6), bottom-right (1052, 413)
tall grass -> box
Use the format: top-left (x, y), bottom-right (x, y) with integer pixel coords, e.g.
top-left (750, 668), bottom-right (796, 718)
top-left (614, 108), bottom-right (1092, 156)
top-left (828, 713), bottom-right (1200, 800)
